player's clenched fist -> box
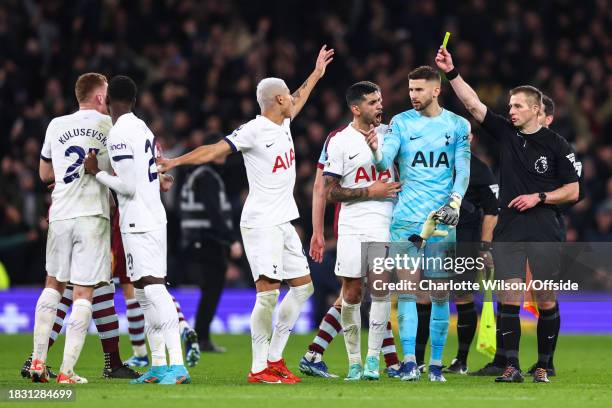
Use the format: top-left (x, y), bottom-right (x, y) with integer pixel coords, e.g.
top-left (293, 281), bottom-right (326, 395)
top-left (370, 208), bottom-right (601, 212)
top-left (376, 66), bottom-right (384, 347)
top-left (435, 47), bottom-right (455, 73)
top-left (84, 151), bottom-right (100, 175)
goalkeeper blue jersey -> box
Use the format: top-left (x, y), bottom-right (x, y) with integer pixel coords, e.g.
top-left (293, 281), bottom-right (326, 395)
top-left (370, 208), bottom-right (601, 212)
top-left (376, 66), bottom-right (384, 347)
top-left (374, 108), bottom-right (471, 229)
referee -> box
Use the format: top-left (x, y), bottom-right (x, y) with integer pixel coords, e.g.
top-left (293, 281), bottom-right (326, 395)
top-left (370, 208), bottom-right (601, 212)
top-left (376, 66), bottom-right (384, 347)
top-left (177, 137), bottom-right (242, 353)
top-left (436, 48), bottom-right (579, 384)
top-left (521, 94), bottom-right (584, 377)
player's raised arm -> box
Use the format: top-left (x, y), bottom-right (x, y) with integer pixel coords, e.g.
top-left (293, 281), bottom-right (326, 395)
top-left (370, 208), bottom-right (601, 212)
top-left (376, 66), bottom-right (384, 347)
top-left (290, 45), bottom-right (334, 119)
top-left (435, 47), bottom-right (487, 123)
top-left (156, 139), bottom-right (232, 173)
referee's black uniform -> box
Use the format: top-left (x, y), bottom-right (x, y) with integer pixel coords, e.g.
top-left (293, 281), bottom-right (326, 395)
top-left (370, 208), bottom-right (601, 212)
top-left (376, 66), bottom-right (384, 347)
top-left (480, 108), bottom-right (578, 376)
top-left (481, 110), bottom-right (579, 281)
top-left (178, 164), bottom-right (237, 348)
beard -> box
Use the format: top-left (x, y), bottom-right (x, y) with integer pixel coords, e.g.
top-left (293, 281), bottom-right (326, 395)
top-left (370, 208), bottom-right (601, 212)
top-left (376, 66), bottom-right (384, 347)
top-left (414, 96), bottom-right (433, 111)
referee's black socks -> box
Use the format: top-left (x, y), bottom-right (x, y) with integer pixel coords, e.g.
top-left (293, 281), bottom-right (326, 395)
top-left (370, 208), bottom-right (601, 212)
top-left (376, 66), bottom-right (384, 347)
top-left (491, 302), bottom-right (507, 367)
top-left (537, 302), bottom-right (560, 369)
top-left (500, 304), bottom-right (521, 369)
top-left (455, 302), bottom-right (477, 363)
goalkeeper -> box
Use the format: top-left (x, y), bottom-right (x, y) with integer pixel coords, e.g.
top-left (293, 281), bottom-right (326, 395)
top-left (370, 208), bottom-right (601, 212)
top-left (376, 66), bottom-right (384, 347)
top-left (363, 66), bottom-right (470, 382)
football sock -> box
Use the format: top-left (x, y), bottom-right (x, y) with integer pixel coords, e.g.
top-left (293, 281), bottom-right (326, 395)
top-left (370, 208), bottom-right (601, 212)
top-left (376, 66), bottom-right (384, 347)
top-left (456, 302), bottom-right (477, 363)
top-left (250, 289), bottom-right (279, 373)
top-left (397, 294), bottom-right (417, 362)
top-left (415, 302), bottom-right (431, 365)
top-left (135, 287), bottom-right (166, 367)
top-left (92, 284), bottom-right (122, 369)
top-left (367, 296), bottom-right (391, 359)
top-left (382, 321), bottom-right (400, 368)
top-left (60, 298), bottom-right (92, 375)
top-left (549, 302), bottom-right (560, 367)
top-left (144, 285), bottom-right (184, 366)
top-left (125, 298), bottom-right (147, 357)
top-left (492, 302), bottom-right (507, 367)
top-left (429, 297), bottom-right (450, 367)
top-left (341, 299), bottom-right (362, 366)
top-left (307, 305), bottom-right (341, 358)
top-left (269, 282), bottom-right (314, 362)
top-left (537, 303), bottom-right (560, 369)
top-left (172, 295), bottom-right (190, 333)
top-left (32, 287), bottom-right (62, 362)
top-left (500, 304), bottom-right (521, 369)
top-left (48, 285), bottom-right (74, 348)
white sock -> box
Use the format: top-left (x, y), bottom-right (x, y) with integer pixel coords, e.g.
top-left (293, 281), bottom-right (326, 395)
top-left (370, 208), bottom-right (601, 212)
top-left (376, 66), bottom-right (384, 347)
top-left (135, 288), bottom-right (166, 367)
top-left (144, 285), bottom-right (184, 366)
top-left (250, 289), bottom-right (279, 373)
top-left (367, 297), bottom-right (391, 359)
top-left (268, 282), bottom-right (314, 362)
top-left (32, 288), bottom-right (62, 362)
top-left (178, 320), bottom-right (189, 334)
top-left (60, 298), bottom-right (92, 375)
top-left (341, 299), bottom-right (362, 366)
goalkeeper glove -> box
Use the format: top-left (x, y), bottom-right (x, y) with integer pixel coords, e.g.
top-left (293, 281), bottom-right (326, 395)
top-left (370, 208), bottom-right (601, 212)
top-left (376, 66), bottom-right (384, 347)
top-left (434, 192), bottom-right (462, 226)
top-left (408, 211), bottom-right (449, 249)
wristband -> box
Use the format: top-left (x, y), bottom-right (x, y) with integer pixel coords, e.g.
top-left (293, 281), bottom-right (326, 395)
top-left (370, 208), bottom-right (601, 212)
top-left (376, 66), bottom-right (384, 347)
top-left (446, 68), bottom-right (459, 80)
top-left (479, 241), bottom-right (493, 252)
top-left (409, 234), bottom-right (425, 250)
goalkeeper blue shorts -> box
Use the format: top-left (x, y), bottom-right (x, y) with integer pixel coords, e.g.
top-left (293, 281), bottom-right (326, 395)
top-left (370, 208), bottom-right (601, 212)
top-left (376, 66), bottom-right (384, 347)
top-left (389, 222), bottom-right (456, 279)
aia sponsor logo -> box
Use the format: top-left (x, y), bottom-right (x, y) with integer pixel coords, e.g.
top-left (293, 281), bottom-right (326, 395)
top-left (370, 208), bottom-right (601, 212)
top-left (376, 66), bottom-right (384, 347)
top-left (355, 165), bottom-right (391, 183)
top-left (272, 148), bottom-right (295, 173)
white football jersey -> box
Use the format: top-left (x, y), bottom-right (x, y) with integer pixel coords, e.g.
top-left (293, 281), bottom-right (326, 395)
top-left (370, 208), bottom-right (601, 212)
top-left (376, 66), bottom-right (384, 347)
top-left (224, 115), bottom-right (299, 228)
top-left (41, 109), bottom-right (112, 222)
top-left (107, 113), bottom-right (166, 233)
top-left (323, 123), bottom-right (396, 235)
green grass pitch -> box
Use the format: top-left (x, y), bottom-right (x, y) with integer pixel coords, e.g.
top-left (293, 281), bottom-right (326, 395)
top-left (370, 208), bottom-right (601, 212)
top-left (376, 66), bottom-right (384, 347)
top-left (1, 332), bottom-right (611, 407)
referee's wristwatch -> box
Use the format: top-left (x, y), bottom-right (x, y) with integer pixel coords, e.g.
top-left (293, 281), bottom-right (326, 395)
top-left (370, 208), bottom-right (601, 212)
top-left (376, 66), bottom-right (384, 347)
top-left (538, 192), bottom-right (547, 204)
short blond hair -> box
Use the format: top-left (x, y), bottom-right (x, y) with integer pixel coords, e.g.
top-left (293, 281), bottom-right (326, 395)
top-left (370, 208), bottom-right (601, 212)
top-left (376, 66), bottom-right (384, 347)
top-left (75, 73), bottom-right (108, 104)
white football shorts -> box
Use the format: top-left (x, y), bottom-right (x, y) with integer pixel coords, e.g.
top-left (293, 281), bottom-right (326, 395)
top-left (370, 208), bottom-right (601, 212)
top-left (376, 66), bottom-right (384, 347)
top-left (240, 222), bottom-right (310, 282)
top-left (46, 215), bottom-right (111, 286)
top-left (335, 229), bottom-right (390, 279)
top-left (121, 226), bottom-right (167, 282)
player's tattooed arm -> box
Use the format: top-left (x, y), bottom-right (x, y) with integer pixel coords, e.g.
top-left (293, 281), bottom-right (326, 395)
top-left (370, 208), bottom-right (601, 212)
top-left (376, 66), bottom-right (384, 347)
top-left (324, 176), bottom-right (401, 203)
top-left (290, 45), bottom-right (334, 119)
top-left (291, 79), bottom-right (308, 100)
top-left (325, 175), bottom-right (369, 202)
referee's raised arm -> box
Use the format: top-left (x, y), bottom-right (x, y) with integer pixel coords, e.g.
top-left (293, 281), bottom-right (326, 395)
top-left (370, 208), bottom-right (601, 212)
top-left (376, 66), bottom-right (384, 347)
top-left (435, 47), bottom-right (487, 123)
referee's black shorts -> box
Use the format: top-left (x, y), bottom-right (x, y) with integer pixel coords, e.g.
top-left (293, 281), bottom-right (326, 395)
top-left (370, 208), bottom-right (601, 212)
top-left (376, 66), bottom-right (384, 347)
top-left (492, 207), bottom-right (564, 281)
